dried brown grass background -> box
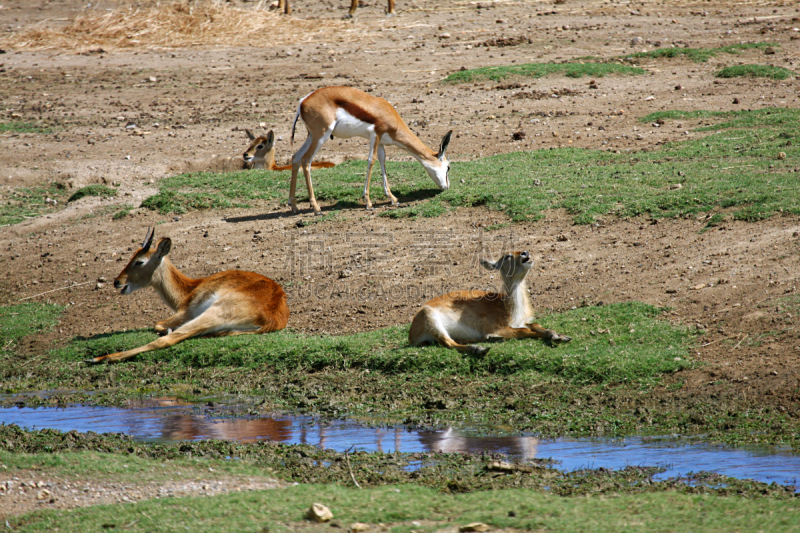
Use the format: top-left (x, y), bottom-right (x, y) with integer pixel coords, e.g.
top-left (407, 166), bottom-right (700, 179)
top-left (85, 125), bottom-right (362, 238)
top-left (0, 0), bottom-right (364, 52)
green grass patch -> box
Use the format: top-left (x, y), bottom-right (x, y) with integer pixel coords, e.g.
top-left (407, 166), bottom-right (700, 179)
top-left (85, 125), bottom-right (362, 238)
top-left (142, 109), bottom-right (799, 225)
top-left (381, 198), bottom-right (448, 218)
top-left (716, 64), bottom-right (794, 80)
top-left (141, 163), bottom-right (443, 215)
top-left (444, 62), bottom-right (645, 83)
top-left (111, 204), bottom-right (134, 220)
top-left (641, 107), bottom-right (799, 131)
top-left (0, 121), bottom-right (51, 134)
top-left (51, 302), bottom-right (692, 386)
top-left (621, 42), bottom-right (777, 63)
top-left (0, 184), bottom-right (67, 226)
top-left (66, 184), bottom-right (117, 203)
top-left (8, 473), bottom-right (800, 533)
top-left (2, 423), bottom-right (798, 532)
top-left (442, 107), bottom-right (800, 223)
top-left (0, 303), bottom-right (62, 357)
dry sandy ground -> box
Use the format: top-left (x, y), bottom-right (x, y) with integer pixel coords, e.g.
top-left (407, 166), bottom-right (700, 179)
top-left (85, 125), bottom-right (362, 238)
top-left (1, 0), bottom-right (800, 517)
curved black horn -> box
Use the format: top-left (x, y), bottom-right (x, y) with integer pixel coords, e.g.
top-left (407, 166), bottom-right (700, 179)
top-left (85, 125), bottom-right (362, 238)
top-left (438, 130), bottom-right (453, 161)
top-left (141, 227), bottom-right (154, 251)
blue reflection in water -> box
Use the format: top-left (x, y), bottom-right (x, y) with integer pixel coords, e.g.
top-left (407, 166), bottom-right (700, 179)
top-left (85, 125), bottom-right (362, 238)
top-left (1, 403), bottom-right (798, 488)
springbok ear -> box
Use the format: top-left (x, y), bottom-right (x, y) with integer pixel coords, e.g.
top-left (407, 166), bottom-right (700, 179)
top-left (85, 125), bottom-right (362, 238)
top-left (155, 238), bottom-right (172, 259)
top-left (141, 227), bottom-right (154, 251)
top-left (438, 130), bottom-right (453, 161)
top-left (245, 129), bottom-right (256, 141)
top-left (266, 130), bottom-right (275, 146)
top-left (480, 258), bottom-right (500, 270)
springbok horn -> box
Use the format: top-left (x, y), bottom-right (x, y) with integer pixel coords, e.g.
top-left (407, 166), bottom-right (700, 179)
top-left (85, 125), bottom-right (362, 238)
top-left (141, 227), bottom-right (154, 251)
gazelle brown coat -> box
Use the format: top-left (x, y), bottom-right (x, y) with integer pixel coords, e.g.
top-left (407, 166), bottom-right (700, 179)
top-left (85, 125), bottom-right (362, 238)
top-left (87, 228), bottom-right (289, 363)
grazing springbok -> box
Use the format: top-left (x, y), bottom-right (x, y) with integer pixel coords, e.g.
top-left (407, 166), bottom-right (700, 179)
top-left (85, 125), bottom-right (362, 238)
top-left (243, 130), bottom-right (335, 171)
top-left (86, 228), bottom-right (289, 363)
top-left (409, 251), bottom-right (571, 355)
top-left (278, 0), bottom-right (395, 16)
top-left (290, 86), bottom-right (452, 215)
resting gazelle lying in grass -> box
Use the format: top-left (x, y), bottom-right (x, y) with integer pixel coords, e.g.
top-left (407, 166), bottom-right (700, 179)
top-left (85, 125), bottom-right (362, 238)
top-left (86, 228), bottom-right (289, 363)
top-left (243, 130), bottom-right (335, 171)
top-left (409, 251), bottom-right (571, 355)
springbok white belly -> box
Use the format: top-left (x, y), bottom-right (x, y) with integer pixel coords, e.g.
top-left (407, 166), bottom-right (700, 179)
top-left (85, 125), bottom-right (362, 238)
top-left (332, 108), bottom-right (402, 147)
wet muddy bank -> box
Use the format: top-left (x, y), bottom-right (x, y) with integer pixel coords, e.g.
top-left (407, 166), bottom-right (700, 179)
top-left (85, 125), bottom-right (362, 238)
top-left (4, 402), bottom-right (800, 489)
top-left (1, 424), bottom-right (797, 499)
top-left (2, 363), bottom-right (800, 452)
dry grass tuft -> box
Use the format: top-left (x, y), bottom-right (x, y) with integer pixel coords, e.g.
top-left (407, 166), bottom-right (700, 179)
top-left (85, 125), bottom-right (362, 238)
top-left (0, 0), bottom-right (362, 52)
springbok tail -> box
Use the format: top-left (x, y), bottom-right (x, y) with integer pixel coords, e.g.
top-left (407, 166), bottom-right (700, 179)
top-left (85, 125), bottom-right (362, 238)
top-left (290, 92), bottom-right (313, 147)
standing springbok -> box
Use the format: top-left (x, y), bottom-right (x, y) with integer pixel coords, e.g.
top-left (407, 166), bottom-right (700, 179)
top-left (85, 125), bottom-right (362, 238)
top-left (290, 86), bottom-right (452, 215)
top-left (86, 228), bottom-right (289, 364)
top-left (243, 130), bottom-right (335, 171)
top-left (409, 251), bottom-right (571, 355)
top-left (278, 0), bottom-right (395, 16)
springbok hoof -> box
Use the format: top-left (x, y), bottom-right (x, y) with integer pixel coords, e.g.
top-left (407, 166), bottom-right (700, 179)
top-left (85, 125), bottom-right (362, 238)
top-left (314, 210), bottom-right (324, 217)
top-left (468, 344), bottom-right (490, 356)
top-left (83, 357), bottom-right (102, 365)
top-left (549, 333), bottom-right (572, 345)
top-left (484, 334), bottom-right (504, 344)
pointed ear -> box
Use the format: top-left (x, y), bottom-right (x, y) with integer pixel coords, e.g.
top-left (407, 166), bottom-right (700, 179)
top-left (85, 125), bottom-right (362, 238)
top-left (480, 258), bottom-right (500, 270)
top-left (141, 227), bottom-right (154, 251)
top-left (438, 130), bottom-right (453, 161)
top-left (266, 130), bottom-right (275, 146)
top-left (246, 129), bottom-right (256, 141)
top-left (155, 238), bottom-right (172, 259)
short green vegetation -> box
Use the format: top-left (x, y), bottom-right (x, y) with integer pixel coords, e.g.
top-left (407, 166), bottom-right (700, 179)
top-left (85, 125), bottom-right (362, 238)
top-left (0, 303), bottom-right (62, 351)
top-left (49, 302), bottom-right (693, 386)
top-left (0, 299), bottom-right (783, 450)
top-left (716, 64), bottom-right (794, 80)
top-left (111, 204), bottom-right (134, 220)
top-left (141, 108), bottom-right (800, 226)
top-left (3, 426), bottom-right (799, 533)
top-left (10, 485), bottom-right (800, 533)
top-left (620, 42), bottom-right (777, 63)
top-left (444, 62), bottom-right (645, 83)
top-left (67, 184), bottom-right (117, 203)
top-left (0, 121), bottom-right (52, 134)
top-left (0, 184), bottom-right (67, 226)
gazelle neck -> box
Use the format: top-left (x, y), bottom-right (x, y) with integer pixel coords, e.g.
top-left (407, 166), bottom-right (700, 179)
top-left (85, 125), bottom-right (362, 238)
top-left (394, 128), bottom-right (438, 165)
top-left (149, 258), bottom-right (199, 311)
top-left (265, 147), bottom-right (278, 170)
top-left (503, 277), bottom-right (534, 327)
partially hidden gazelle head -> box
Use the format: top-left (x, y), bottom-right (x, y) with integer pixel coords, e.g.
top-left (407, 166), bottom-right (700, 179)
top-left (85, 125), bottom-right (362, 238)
top-left (421, 130), bottom-right (453, 191)
top-left (114, 228), bottom-right (172, 295)
top-left (480, 251), bottom-right (533, 285)
top-left (243, 130), bottom-right (275, 167)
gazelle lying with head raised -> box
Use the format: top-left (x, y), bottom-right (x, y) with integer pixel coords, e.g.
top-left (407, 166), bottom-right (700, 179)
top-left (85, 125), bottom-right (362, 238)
top-left (290, 86), bottom-right (452, 215)
top-left (86, 228), bottom-right (289, 363)
top-left (243, 130), bottom-right (335, 171)
top-left (409, 251), bottom-right (571, 355)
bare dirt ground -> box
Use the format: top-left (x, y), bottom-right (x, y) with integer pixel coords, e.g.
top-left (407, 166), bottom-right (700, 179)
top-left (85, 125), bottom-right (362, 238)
top-left (1, 0), bottom-right (800, 458)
